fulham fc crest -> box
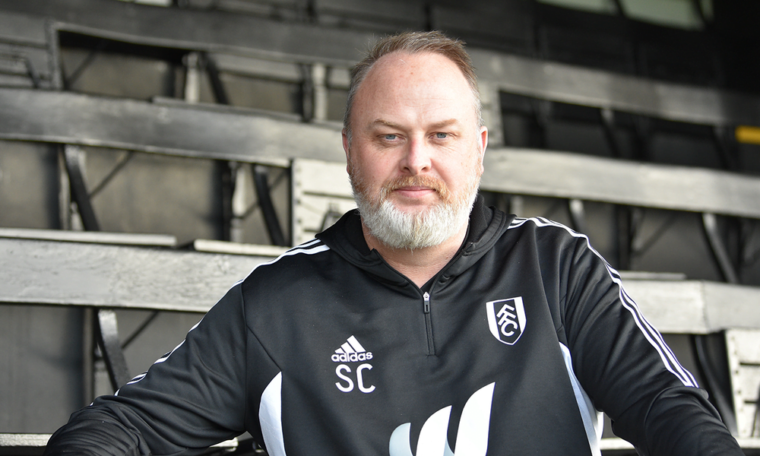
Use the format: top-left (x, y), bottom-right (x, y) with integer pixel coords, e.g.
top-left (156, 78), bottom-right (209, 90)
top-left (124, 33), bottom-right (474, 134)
top-left (486, 297), bottom-right (526, 345)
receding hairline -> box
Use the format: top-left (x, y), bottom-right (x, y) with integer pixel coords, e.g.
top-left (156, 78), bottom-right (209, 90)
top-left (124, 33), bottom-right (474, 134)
top-left (343, 31), bottom-right (483, 144)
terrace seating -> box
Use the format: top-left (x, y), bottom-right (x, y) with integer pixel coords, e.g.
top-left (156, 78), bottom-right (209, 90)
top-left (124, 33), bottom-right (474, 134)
top-left (0, 230), bottom-right (282, 455)
top-left (0, 0), bottom-right (759, 453)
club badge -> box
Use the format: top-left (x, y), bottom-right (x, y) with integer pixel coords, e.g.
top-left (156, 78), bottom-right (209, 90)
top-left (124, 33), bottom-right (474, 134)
top-left (486, 297), bottom-right (526, 345)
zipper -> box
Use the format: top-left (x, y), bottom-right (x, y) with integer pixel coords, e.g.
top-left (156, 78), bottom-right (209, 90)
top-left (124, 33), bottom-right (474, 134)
top-left (423, 292), bottom-right (435, 355)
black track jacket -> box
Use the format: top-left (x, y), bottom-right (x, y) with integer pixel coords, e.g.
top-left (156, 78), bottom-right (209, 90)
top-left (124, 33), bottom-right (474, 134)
top-left (45, 199), bottom-right (742, 455)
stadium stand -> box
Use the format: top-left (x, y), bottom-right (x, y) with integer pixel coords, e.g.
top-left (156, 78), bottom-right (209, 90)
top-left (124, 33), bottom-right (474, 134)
top-left (0, 0), bottom-right (759, 454)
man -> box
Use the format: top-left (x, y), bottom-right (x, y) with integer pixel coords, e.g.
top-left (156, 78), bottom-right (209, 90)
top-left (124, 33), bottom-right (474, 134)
top-left (46, 31), bottom-right (741, 455)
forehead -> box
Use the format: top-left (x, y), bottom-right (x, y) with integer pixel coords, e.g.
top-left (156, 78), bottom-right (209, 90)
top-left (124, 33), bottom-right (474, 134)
top-left (352, 51), bottom-right (476, 127)
top-left (367, 50), bottom-right (463, 78)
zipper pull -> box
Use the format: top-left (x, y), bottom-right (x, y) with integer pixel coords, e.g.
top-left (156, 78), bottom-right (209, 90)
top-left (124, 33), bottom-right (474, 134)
top-left (423, 292), bottom-right (431, 313)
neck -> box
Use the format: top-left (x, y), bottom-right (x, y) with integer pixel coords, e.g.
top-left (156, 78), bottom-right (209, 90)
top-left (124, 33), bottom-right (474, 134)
top-left (361, 221), bottom-right (468, 288)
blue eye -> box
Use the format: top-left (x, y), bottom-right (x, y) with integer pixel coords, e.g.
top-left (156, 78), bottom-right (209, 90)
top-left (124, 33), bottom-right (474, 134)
top-left (384, 134), bottom-right (397, 140)
top-left (436, 132), bottom-right (448, 139)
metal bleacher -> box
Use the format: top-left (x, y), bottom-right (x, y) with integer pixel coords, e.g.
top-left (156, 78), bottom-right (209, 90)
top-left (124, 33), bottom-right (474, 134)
top-left (0, 230), bottom-right (278, 455)
top-left (0, 0), bottom-right (759, 454)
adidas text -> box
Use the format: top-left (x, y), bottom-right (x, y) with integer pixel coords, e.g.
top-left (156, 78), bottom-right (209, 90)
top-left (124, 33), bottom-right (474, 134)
top-left (331, 352), bottom-right (373, 363)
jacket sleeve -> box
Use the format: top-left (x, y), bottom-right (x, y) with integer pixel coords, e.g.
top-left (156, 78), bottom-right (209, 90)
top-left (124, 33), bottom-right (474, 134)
top-left (44, 283), bottom-right (249, 456)
top-left (560, 236), bottom-right (743, 456)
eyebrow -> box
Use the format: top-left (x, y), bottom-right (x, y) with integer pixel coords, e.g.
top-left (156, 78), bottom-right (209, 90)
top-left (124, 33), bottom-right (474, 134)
top-left (367, 118), bottom-right (460, 130)
top-left (367, 119), bottom-right (400, 130)
top-left (429, 119), bottom-right (459, 129)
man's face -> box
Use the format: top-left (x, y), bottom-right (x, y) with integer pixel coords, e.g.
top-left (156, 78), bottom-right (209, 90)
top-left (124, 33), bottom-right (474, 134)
top-left (343, 51), bottom-right (488, 249)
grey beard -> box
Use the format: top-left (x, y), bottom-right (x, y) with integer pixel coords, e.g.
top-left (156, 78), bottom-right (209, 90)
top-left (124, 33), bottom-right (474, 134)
top-left (354, 187), bottom-right (477, 250)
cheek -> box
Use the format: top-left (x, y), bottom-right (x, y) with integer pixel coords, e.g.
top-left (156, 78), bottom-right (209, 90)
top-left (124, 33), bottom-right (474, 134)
top-left (453, 156), bottom-right (479, 178)
top-left (349, 159), bottom-right (383, 194)
top-left (448, 157), bottom-right (482, 193)
top-left (361, 157), bottom-right (395, 182)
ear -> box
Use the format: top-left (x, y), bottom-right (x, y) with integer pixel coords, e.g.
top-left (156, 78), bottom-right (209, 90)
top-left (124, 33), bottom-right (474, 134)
top-left (342, 128), bottom-right (351, 174)
top-left (478, 126), bottom-right (488, 174)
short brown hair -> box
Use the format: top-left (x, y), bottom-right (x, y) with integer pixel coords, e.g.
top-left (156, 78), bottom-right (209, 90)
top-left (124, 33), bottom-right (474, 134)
top-left (343, 31), bottom-right (482, 144)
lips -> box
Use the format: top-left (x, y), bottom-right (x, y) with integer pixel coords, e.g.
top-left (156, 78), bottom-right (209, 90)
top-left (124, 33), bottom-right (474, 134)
top-left (392, 186), bottom-right (437, 203)
top-left (385, 176), bottom-right (447, 195)
top-left (395, 186), bottom-right (435, 193)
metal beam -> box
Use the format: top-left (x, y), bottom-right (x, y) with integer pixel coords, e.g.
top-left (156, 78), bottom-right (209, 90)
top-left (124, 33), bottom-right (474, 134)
top-left (0, 433), bottom-right (50, 454)
top-left (0, 0), bottom-right (372, 66)
top-left (0, 237), bottom-right (274, 312)
top-left (95, 309), bottom-right (131, 391)
top-left (702, 212), bottom-right (741, 284)
top-left (252, 164), bottom-right (288, 246)
top-left (469, 48), bottom-right (760, 127)
top-left (63, 145), bottom-right (100, 231)
top-left (480, 148), bottom-right (760, 220)
top-left (0, 227), bottom-right (176, 246)
top-left (622, 280), bottom-right (760, 334)
top-left (567, 199), bottom-right (587, 234)
top-left (0, 433), bottom-right (240, 455)
top-left (0, 88), bottom-right (345, 166)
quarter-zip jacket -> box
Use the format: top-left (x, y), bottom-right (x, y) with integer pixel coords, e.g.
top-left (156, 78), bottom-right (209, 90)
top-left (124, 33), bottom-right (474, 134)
top-left (46, 199), bottom-right (742, 456)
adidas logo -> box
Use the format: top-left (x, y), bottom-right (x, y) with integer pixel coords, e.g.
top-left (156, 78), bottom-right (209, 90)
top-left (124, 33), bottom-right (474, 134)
top-left (331, 335), bottom-right (373, 363)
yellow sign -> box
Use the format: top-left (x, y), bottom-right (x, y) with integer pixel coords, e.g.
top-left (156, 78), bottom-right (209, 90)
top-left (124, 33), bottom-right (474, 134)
top-left (736, 126), bottom-right (760, 145)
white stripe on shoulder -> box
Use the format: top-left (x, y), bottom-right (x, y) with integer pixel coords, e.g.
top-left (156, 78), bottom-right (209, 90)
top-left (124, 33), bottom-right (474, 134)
top-left (508, 217), bottom-right (697, 388)
top-left (287, 238), bottom-right (322, 251)
top-left (234, 240), bottom-right (330, 286)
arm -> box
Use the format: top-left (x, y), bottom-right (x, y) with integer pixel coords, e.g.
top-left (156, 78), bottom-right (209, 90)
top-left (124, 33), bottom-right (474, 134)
top-left (561, 237), bottom-right (742, 455)
top-left (45, 284), bottom-right (249, 455)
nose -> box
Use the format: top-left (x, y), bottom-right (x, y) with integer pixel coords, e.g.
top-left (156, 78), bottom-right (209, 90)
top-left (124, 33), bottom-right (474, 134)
top-left (401, 137), bottom-right (432, 175)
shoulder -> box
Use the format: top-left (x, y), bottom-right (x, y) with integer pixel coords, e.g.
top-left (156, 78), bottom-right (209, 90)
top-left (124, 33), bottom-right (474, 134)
top-left (505, 216), bottom-right (589, 249)
top-left (238, 238), bottom-right (333, 284)
top-left (235, 239), bottom-right (335, 294)
top-left (502, 217), bottom-right (612, 278)
top-left (507, 216), bottom-right (577, 235)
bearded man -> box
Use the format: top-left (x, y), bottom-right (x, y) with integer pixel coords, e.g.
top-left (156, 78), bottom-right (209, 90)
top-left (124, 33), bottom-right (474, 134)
top-left (45, 31), bottom-right (742, 456)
